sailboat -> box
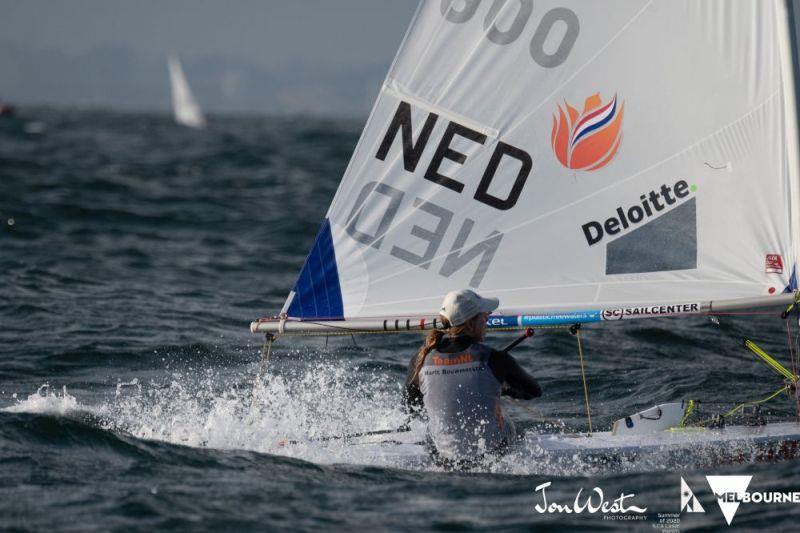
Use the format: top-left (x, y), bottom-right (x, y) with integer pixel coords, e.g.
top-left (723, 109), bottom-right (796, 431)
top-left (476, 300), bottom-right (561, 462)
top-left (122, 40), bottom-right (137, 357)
top-left (0, 100), bottom-right (14, 117)
top-left (251, 1), bottom-right (800, 463)
top-left (167, 53), bottom-right (206, 129)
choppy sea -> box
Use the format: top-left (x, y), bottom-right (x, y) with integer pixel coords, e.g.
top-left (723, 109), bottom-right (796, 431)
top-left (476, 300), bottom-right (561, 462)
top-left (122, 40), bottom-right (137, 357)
top-left (1, 107), bottom-right (799, 531)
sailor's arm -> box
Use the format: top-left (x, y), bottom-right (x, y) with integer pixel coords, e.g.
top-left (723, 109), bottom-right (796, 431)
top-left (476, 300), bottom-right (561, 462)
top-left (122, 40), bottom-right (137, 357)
top-left (402, 354), bottom-right (424, 413)
top-left (489, 350), bottom-right (542, 399)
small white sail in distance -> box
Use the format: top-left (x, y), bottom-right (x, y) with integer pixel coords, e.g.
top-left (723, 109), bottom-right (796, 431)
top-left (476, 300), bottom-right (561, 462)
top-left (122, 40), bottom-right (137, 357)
top-left (167, 53), bottom-right (206, 129)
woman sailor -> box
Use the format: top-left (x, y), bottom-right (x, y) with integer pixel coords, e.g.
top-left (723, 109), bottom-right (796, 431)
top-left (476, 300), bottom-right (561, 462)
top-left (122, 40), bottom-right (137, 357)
top-left (404, 289), bottom-right (542, 467)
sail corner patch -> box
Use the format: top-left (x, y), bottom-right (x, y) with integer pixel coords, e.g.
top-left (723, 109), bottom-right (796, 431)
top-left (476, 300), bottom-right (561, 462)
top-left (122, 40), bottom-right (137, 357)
top-left (783, 266), bottom-right (797, 293)
top-left (286, 218), bottom-right (344, 320)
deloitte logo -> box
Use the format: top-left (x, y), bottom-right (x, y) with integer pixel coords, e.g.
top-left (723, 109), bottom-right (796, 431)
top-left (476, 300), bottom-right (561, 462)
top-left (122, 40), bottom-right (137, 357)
top-left (580, 178), bottom-right (698, 275)
top-left (581, 179), bottom-right (694, 247)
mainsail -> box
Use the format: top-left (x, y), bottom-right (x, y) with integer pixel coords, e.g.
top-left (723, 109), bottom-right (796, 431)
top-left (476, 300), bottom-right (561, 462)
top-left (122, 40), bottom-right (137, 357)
top-left (168, 53), bottom-right (206, 129)
top-left (256, 0), bottom-right (800, 333)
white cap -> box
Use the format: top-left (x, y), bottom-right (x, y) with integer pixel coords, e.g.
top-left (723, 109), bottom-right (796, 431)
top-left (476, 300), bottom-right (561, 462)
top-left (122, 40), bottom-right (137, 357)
top-left (439, 289), bottom-right (499, 327)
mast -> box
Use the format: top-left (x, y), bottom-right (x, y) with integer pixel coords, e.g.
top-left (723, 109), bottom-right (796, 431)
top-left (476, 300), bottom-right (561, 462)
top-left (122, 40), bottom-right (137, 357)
top-left (781, 0), bottom-right (800, 287)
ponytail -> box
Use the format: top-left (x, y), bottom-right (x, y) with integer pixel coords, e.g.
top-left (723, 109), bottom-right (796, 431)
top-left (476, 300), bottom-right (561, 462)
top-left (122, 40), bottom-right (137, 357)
top-left (411, 313), bottom-right (485, 383)
top-left (411, 316), bottom-right (449, 382)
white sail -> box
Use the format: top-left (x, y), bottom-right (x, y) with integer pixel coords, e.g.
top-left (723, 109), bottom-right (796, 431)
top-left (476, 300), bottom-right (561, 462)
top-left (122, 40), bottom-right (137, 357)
top-left (168, 53), bottom-right (206, 129)
top-left (274, 0), bottom-right (800, 324)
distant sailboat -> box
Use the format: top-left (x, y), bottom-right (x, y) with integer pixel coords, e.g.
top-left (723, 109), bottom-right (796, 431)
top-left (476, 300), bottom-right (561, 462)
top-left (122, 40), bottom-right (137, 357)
top-left (0, 99), bottom-right (15, 117)
top-left (167, 53), bottom-right (206, 129)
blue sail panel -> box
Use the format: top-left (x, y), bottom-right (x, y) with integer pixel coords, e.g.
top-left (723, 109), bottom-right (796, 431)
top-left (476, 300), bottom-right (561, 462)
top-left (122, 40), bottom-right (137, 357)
top-left (286, 218), bottom-right (344, 320)
top-left (784, 265), bottom-right (797, 293)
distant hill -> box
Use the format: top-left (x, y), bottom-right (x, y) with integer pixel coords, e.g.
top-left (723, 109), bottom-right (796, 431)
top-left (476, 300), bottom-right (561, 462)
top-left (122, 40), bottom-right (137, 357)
top-left (0, 42), bottom-right (386, 118)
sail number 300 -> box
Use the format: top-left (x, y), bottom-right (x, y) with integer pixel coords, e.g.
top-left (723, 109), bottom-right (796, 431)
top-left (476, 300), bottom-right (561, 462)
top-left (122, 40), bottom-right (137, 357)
top-left (442, 0), bottom-right (579, 68)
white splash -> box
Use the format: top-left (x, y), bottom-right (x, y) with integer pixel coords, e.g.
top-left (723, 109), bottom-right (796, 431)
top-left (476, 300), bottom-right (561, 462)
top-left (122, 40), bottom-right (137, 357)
top-left (3, 384), bottom-right (80, 415)
top-left (101, 360), bottom-right (427, 468)
top-left (3, 358), bottom-right (752, 475)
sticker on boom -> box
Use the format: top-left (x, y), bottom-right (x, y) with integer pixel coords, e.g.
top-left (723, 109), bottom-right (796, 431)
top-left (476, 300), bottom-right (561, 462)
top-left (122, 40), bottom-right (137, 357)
top-left (602, 303), bottom-right (700, 321)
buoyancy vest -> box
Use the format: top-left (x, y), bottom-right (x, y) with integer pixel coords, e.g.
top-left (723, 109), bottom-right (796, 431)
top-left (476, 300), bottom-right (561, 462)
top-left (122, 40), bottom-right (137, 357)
top-left (418, 341), bottom-right (514, 460)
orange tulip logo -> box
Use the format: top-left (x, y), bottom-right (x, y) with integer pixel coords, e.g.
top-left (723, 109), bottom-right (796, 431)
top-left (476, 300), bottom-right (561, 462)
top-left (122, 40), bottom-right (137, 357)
top-left (551, 93), bottom-right (624, 171)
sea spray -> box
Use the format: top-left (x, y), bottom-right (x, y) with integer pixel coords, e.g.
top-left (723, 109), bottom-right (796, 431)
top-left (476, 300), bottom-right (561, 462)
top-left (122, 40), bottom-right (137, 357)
top-left (3, 363), bottom-right (760, 476)
top-left (100, 356), bottom-right (419, 465)
top-left (3, 384), bottom-right (80, 415)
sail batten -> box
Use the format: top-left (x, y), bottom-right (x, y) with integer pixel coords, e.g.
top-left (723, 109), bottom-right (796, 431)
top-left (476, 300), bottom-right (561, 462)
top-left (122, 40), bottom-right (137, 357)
top-left (267, 1), bottom-right (800, 327)
top-left (383, 80), bottom-right (500, 138)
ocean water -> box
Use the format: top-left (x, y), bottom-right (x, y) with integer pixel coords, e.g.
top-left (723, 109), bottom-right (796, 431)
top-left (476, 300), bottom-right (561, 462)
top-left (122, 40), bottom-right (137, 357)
top-left (1, 107), bottom-right (799, 531)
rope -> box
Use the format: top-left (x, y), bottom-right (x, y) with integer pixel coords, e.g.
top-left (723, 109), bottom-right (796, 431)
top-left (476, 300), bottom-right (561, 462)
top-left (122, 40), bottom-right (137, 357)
top-left (256, 333), bottom-right (275, 381)
top-left (743, 339), bottom-right (798, 382)
top-left (689, 385), bottom-right (790, 427)
top-left (786, 320), bottom-right (800, 421)
top-left (574, 326), bottom-right (593, 435)
top-left (512, 400), bottom-right (566, 430)
top-left (720, 385), bottom-right (789, 418)
top-left (795, 329), bottom-right (800, 423)
top-left (678, 399), bottom-right (695, 427)
top-left (278, 417), bottom-right (413, 447)
top-left (787, 321), bottom-right (796, 378)
top-left (252, 333), bottom-right (275, 407)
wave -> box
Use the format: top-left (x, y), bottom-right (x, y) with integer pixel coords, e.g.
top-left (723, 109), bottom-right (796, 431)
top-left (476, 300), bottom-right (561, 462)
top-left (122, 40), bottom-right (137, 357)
top-left (6, 357), bottom-right (794, 478)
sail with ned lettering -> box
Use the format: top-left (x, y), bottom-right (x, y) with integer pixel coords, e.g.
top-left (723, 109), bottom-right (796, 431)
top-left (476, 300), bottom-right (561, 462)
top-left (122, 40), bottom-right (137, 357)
top-left (257, 0), bottom-right (800, 332)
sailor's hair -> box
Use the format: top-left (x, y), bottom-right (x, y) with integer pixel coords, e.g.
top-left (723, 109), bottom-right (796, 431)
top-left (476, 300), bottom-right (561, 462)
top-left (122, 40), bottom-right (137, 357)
top-left (410, 314), bottom-right (484, 383)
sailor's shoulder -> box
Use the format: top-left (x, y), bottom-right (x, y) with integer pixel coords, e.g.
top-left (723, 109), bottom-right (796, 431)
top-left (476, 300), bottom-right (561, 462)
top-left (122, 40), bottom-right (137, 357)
top-left (468, 341), bottom-right (496, 358)
top-left (469, 340), bottom-right (495, 350)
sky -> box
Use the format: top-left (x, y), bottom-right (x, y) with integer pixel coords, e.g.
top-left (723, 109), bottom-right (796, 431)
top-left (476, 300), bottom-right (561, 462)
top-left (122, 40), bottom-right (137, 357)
top-left (0, 0), bottom-right (419, 117)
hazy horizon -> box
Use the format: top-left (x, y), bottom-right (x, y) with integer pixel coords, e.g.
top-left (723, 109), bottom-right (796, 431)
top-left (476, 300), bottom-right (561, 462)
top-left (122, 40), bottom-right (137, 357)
top-left (0, 1), bottom-right (419, 118)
